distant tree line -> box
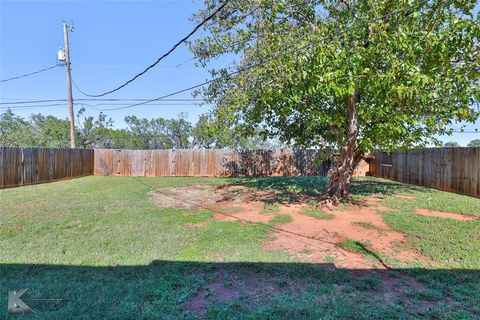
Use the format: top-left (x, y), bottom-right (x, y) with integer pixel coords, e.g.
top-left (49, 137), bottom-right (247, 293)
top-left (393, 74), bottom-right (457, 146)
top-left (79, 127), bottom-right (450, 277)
top-left (0, 108), bottom-right (280, 149)
top-left (444, 140), bottom-right (480, 148)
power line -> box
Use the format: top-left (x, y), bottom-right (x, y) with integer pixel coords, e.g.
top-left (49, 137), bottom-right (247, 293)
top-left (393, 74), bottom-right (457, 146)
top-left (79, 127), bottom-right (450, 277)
top-left (72, 0), bottom-right (231, 97)
top-left (0, 99), bottom-right (69, 105)
top-left (86, 103), bottom-right (203, 111)
top-left (0, 102), bottom-right (202, 110)
top-left (3, 1), bottom-right (430, 110)
top-left (94, 0), bottom-right (433, 111)
top-left (452, 130), bottom-right (480, 133)
top-left (0, 65), bottom-right (59, 83)
top-left (85, 76), bottom-right (233, 111)
top-left (2, 103), bottom-right (71, 109)
top-left (0, 98), bottom-right (205, 105)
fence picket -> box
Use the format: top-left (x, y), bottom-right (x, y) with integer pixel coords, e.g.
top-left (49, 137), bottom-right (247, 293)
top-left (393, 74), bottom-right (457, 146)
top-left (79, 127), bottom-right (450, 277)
top-left (370, 148), bottom-right (480, 198)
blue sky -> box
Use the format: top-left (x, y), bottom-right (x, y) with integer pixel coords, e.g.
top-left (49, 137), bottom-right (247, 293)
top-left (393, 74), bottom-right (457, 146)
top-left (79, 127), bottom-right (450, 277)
top-left (0, 0), bottom-right (219, 125)
top-left (1, 0), bottom-right (479, 146)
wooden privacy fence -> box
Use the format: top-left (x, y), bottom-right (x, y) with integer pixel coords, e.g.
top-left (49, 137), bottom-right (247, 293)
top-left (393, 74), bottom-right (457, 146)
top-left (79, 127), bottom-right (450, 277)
top-left (370, 148), bottom-right (480, 198)
top-left (94, 149), bottom-right (343, 177)
top-left (0, 147), bottom-right (94, 188)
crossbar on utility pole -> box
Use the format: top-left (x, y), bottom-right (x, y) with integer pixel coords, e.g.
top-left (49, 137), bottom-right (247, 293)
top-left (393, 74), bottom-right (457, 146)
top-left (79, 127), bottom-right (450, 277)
top-left (63, 21), bottom-right (75, 148)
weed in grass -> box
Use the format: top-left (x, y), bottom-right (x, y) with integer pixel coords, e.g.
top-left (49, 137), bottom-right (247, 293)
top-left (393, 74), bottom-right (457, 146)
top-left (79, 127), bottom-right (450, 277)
top-left (405, 288), bottom-right (444, 301)
top-left (300, 209), bottom-right (335, 220)
top-left (352, 221), bottom-right (374, 229)
top-left (352, 221), bottom-right (385, 234)
top-left (274, 279), bottom-right (289, 288)
top-left (324, 255), bottom-right (336, 264)
top-left (352, 274), bottom-right (381, 291)
top-left (262, 203), bottom-right (280, 215)
top-left (337, 239), bottom-right (371, 253)
top-left (336, 239), bottom-right (387, 266)
top-left (301, 248), bottom-right (313, 255)
top-left (269, 214), bottom-right (292, 225)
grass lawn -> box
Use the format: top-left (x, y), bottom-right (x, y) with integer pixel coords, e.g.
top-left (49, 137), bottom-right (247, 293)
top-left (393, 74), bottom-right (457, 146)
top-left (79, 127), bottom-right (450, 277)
top-left (0, 176), bottom-right (479, 319)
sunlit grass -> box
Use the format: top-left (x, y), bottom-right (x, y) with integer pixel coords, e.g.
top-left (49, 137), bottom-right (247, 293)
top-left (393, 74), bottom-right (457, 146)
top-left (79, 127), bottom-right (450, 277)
top-left (0, 176), bottom-right (479, 319)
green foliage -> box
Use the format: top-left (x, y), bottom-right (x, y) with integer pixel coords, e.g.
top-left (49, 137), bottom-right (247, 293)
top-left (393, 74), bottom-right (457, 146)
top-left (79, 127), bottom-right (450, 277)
top-left (191, 0), bottom-right (480, 154)
top-left (75, 107), bottom-right (114, 148)
top-left (300, 209), bottom-right (335, 220)
top-left (268, 214), bottom-right (292, 225)
top-left (337, 239), bottom-right (371, 254)
top-left (0, 109), bottom-right (279, 149)
top-left (192, 113), bottom-right (283, 149)
top-left (30, 113), bottom-right (71, 147)
top-left (124, 112), bottom-right (192, 149)
top-left (467, 139), bottom-right (480, 147)
top-left (0, 109), bottom-right (34, 146)
top-left (444, 141), bottom-right (461, 147)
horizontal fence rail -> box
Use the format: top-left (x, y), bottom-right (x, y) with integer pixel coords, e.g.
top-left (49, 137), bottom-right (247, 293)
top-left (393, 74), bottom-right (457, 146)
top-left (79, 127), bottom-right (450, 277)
top-left (370, 148), bottom-right (480, 198)
top-left (94, 149), bottom-right (370, 178)
top-left (0, 147), bottom-right (94, 188)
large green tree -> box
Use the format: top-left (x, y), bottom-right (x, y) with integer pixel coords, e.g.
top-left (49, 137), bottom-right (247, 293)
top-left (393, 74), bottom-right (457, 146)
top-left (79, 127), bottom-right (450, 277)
top-left (124, 113), bottom-right (193, 149)
top-left (75, 107), bottom-right (114, 148)
top-left (0, 109), bottom-right (33, 146)
top-left (30, 114), bottom-right (70, 147)
top-left (192, 113), bottom-right (282, 148)
top-left (190, 0), bottom-right (480, 203)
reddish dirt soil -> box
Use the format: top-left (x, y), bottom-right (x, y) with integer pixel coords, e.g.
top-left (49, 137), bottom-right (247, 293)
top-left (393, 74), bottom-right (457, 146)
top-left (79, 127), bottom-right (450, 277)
top-left (265, 202), bottom-right (421, 269)
top-left (152, 184), bottom-right (426, 269)
top-left (414, 208), bottom-right (477, 221)
top-left (186, 269), bottom-right (294, 316)
top-left (188, 274), bottom-right (240, 314)
top-left (150, 185), bottom-right (467, 316)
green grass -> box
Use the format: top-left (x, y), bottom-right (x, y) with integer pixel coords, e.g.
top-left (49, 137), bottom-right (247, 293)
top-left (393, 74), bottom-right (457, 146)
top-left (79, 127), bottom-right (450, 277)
top-left (268, 214), bottom-right (292, 225)
top-left (300, 209), bottom-right (335, 220)
top-left (337, 239), bottom-right (371, 253)
top-left (335, 239), bottom-right (385, 266)
top-left (1, 176), bottom-right (479, 319)
top-left (262, 203), bottom-right (280, 215)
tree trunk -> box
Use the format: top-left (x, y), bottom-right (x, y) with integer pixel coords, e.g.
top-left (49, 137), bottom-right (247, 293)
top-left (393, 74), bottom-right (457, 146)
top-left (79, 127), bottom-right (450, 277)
top-left (324, 91), bottom-right (361, 205)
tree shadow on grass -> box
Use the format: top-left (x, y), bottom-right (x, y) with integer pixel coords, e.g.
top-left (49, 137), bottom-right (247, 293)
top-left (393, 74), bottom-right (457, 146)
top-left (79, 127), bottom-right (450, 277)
top-left (1, 261), bottom-right (478, 319)
top-left (229, 176), bottom-right (428, 204)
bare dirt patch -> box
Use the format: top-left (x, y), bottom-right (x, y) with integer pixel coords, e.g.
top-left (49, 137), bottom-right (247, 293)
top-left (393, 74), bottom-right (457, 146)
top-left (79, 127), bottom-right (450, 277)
top-left (150, 184), bottom-right (222, 209)
top-left (151, 183), bottom-right (426, 269)
top-left (362, 197), bottom-right (398, 212)
top-left (185, 266), bottom-right (439, 318)
top-left (186, 269), bottom-right (292, 316)
top-left (414, 208), bottom-right (476, 221)
top-left (188, 274), bottom-right (240, 315)
top-left (266, 203), bottom-right (422, 269)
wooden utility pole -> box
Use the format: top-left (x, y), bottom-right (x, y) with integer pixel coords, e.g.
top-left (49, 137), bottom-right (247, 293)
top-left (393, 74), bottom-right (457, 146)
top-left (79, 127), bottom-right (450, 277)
top-left (63, 21), bottom-right (75, 148)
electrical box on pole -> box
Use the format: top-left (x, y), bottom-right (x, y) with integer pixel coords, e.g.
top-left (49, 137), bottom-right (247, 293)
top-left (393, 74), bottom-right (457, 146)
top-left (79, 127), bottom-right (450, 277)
top-left (57, 48), bottom-right (66, 64)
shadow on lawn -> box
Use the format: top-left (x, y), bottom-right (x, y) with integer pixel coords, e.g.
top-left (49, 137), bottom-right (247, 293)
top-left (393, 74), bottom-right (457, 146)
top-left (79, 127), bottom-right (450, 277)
top-left (229, 176), bottom-right (427, 204)
top-left (1, 261), bottom-right (479, 319)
